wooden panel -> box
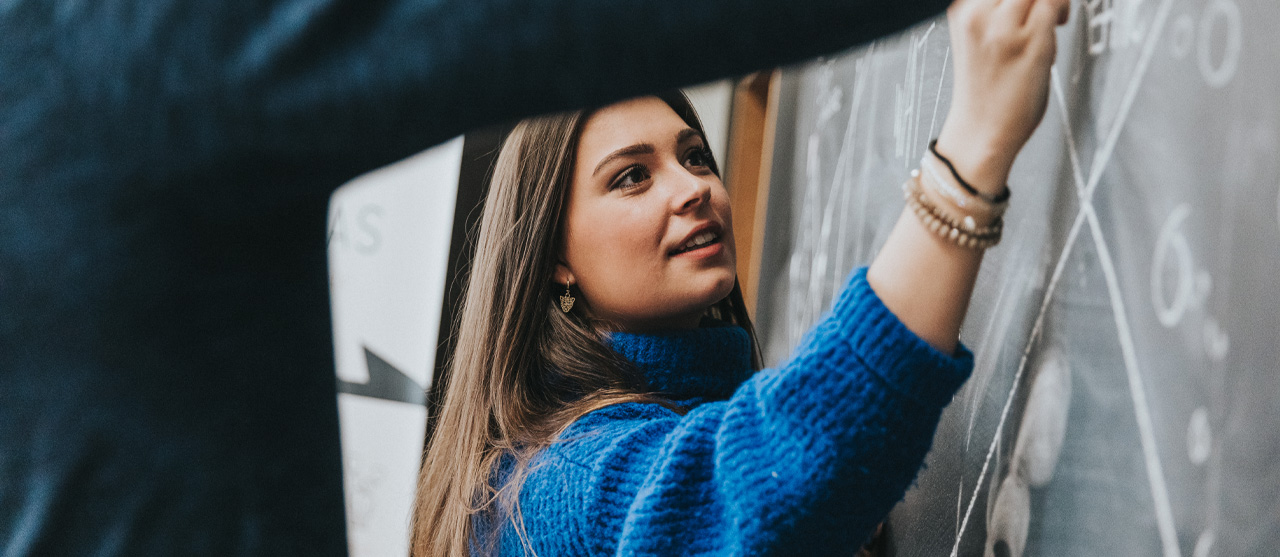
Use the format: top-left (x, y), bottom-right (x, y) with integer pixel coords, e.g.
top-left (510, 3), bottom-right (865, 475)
top-left (724, 70), bottom-right (781, 314)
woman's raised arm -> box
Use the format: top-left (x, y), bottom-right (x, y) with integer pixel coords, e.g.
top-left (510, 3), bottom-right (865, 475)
top-left (868, 0), bottom-right (1071, 353)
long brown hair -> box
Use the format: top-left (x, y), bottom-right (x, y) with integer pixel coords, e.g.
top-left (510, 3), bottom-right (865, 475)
top-left (410, 92), bottom-right (761, 557)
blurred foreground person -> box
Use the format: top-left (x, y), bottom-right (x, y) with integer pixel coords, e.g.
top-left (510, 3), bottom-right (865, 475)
top-left (0, 0), bottom-right (961, 554)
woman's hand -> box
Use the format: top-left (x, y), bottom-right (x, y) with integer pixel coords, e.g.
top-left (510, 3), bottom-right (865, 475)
top-left (868, 0), bottom-right (1069, 353)
top-left (934, 0), bottom-right (1071, 194)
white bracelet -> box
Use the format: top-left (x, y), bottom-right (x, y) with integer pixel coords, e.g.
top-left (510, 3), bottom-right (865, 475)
top-left (904, 171), bottom-right (1004, 250)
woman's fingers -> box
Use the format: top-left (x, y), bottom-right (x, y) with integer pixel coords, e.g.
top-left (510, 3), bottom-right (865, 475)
top-left (937, 0), bottom-right (1064, 189)
top-left (950, 0), bottom-right (1001, 16)
top-left (1028, 0), bottom-right (1069, 33)
top-left (1025, 0), bottom-right (1064, 68)
top-left (994, 0), bottom-right (1037, 27)
top-left (992, 0), bottom-right (1071, 28)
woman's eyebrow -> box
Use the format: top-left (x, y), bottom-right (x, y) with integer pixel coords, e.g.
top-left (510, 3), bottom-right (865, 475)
top-left (675, 128), bottom-right (702, 145)
top-left (593, 143), bottom-right (654, 177)
top-left (591, 128), bottom-right (701, 178)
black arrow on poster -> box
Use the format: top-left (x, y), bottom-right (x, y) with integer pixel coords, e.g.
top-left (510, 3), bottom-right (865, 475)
top-left (336, 347), bottom-right (427, 406)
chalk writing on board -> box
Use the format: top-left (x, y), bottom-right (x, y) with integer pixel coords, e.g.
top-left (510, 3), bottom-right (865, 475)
top-left (1084, 0), bottom-right (1149, 55)
top-left (1197, 0), bottom-right (1242, 88)
top-left (894, 23), bottom-right (937, 166)
top-left (787, 52), bottom-right (873, 351)
top-left (1149, 203), bottom-right (1232, 365)
top-left (1171, 14), bottom-right (1195, 59)
top-left (985, 475), bottom-right (1028, 557)
top-left (1193, 530), bottom-right (1216, 557)
top-left (929, 47), bottom-right (951, 140)
top-left (1150, 204), bottom-right (1200, 328)
top-left (1186, 406), bottom-right (1212, 466)
top-left (814, 63), bottom-right (843, 128)
top-left (1082, 0), bottom-right (1176, 202)
top-left (1203, 317), bottom-right (1229, 362)
top-left (830, 53), bottom-right (874, 292)
top-left (1012, 347), bottom-right (1072, 488)
top-left (984, 346), bottom-right (1073, 557)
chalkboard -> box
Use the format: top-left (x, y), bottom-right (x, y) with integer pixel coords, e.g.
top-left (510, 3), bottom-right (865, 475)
top-left (753, 2), bottom-right (1280, 555)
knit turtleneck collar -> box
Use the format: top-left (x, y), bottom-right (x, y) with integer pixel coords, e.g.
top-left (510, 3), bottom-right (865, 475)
top-left (605, 321), bottom-right (754, 402)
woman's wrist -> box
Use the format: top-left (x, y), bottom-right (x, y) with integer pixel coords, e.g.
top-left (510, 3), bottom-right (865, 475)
top-left (934, 119), bottom-right (1016, 197)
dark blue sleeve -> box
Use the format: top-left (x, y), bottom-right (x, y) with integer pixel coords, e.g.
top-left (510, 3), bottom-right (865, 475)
top-left (4, 0), bottom-right (951, 190)
top-left (517, 270), bottom-right (972, 555)
top-left (227, 0), bottom-right (954, 170)
top-left (0, 1), bottom-right (948, 555)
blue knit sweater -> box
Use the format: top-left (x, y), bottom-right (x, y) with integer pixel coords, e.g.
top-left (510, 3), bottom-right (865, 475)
top-left (491, 269), bottom-right (973, 555)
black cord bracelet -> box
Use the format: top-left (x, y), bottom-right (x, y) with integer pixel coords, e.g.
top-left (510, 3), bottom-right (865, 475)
top-left (927, 139), bottom-right (1012, 204)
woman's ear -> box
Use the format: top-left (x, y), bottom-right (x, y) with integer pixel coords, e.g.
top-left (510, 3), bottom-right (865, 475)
top-left (553, 262), bottom-right (574, 287)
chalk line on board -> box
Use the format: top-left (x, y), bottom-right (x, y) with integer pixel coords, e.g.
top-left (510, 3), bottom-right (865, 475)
top-left (953, 1), bottom-right (1178, 543)
top-left (964, 264), bottom-right (1023, 450)
top-left (1085, 205), bottom-right (1183, 557)
top-left (831, 56), bottom-right (870, 293)
top-left (1084, 0), bottom-right (1176, 200)
top-left (1074, 2), bottom-right (1185, 550)
top-left (1051, 66), bottom-right (1088, 195)
top-left (928, 47), bottom-right (951, 140)
top-left (950, 58), bottom-right (1093, 554)
top-left (912, 24), bottom-right (936, 159)
top-left (950, 210), bottom-right (1087, 557)
top-left (959, 68), bottom-right (1086, 450)
top-left (894, 23), bottom-right (936, 165)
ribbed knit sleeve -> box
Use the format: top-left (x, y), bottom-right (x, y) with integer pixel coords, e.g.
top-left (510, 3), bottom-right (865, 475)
top-left (501, 268), bottom-right (972, 555)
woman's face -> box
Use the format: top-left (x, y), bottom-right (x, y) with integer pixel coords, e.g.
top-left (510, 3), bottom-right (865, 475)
top-left (556, 97), bottom-right (737, 332)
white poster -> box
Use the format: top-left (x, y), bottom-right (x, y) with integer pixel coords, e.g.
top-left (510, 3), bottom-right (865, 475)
top-left (329, 137), bottom-right (463, 557)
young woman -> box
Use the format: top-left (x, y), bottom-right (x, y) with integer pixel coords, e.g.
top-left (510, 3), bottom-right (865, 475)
top-left (412, 0), bottom-right (1070, 554)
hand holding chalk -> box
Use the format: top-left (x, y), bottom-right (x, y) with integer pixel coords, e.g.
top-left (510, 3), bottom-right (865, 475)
top-left (934, 0), bottom-right (1071, 196)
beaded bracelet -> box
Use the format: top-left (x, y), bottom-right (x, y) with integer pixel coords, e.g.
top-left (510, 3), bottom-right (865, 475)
top-left (904, 171), bottom-right (1004, 250)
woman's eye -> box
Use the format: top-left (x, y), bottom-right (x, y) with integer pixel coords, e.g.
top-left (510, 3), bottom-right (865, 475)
top-left (684, 147), bottom-right (713, 169)
top-left (611, 165), bottom-right (650, 190)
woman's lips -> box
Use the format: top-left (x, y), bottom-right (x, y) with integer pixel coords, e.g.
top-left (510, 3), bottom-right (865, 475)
top-left (670, 222), bottom-right (724, 256)
top-left (670, 238), bottom-right (724, 259)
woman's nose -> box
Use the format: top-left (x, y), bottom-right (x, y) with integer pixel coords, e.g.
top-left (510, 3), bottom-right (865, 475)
top-left (672, 171), bottom-right (712, 214)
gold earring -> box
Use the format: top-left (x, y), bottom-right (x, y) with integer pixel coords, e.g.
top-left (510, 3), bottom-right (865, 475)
top-left (559, 281), bottom-right (576, 313)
